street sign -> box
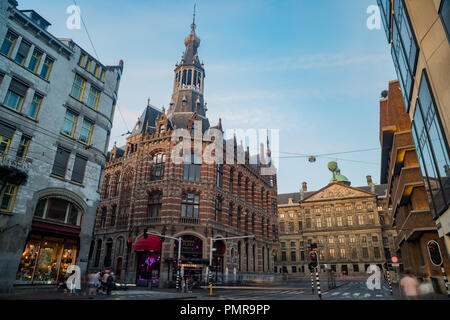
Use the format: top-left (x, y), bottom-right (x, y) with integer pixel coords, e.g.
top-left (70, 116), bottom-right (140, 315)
top-left (390, 256), bottom-right (399, 264)
top-left (392, 263), bottom-right (399, 267)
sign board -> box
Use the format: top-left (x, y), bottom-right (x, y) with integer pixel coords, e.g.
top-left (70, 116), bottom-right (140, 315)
top-left (390, 256), bottom-right (399, 264)
top-left (392, 263), bottom-right (400, 267)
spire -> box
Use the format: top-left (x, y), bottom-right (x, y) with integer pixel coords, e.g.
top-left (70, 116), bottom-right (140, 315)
top-left (192, 3), bottom-right (196, 31)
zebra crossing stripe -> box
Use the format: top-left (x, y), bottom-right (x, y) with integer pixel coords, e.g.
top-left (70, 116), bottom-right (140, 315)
top-left (364, 293), bottom-right (371, 298)
top-left (353, 293), bottom-right (360, 296)
top-left (331, 292), bottom-right (341, 295)
top-left (342, 293), bottom-right (350, 296)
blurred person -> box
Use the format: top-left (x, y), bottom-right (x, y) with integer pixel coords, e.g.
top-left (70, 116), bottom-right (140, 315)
top-left (400, 270), bottom-right (420, 299)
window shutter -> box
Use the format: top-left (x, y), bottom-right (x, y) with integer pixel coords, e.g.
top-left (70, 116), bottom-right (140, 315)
top-left (0, 122), bottom-right (15, 138)
top-left (17, 41), bottom-right (30, 57)
top-left (9, 79), bottom-right (28, 96)
top-left (71, 154), bottom-right (87, 183)
top-left (52, 147), bottom-right (70, 177)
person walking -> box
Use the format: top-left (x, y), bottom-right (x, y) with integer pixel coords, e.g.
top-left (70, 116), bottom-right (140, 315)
top-left (400, 270), bottom-right (420, 299)
top-left (106, 272), bottom-right (115, 295)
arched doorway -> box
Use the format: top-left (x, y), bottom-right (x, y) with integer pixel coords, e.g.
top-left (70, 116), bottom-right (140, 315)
top-left (174, 235), bottom-right (204, 283)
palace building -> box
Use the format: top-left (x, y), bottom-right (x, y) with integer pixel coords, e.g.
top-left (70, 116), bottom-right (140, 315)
top-left (276, 164), bottom-right (397, 276)
top-left (88, 17), bottom-right (279, 287)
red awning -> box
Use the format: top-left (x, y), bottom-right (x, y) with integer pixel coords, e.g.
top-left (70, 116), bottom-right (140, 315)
top-left (133, 235), bottom-right (162, 252)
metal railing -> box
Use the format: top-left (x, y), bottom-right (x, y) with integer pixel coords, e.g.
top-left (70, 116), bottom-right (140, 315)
top-left (179, 217), bottom-right (200, 225)
top-left (0, 151), bottom-right (31, 172)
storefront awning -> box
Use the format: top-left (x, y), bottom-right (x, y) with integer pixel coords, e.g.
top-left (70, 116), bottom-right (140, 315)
top-left (133, 235), bottom-right (162, 252)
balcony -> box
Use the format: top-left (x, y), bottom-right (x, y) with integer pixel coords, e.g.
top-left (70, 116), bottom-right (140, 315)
top-left (391, 166), bottom-right (424, 217)
top-left (147, 216), bottom-right (161, 225)
top-left (0, 151), bottom-right (30, 185)
top-left (179, 217), bottom-right (200, 225)
top-left (394, 209), bottom-right (436, 249)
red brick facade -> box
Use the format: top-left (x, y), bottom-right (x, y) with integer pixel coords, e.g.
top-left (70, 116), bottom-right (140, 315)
top-left (87, 22), bottom-right (279, 287)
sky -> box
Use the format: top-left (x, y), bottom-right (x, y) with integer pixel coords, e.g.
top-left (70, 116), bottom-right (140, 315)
top-left (18, 0), bottom-right (397, 194)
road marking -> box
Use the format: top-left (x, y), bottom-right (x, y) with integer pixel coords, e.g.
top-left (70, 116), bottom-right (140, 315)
top-left (376, 295), bottom-right (383, 297)
top-left (353, 293), bottom-right (360, 296)
top-left (364, 293), bottom-right (371, 298)
top-left (342, 293), bottom-right (350, 296)
top-left (331, 292), bottom-right (341, 296)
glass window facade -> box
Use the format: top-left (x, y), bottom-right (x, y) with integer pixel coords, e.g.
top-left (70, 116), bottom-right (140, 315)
top-left (15, 234), bottom-right (78, 285)
top-left (440, 0), bottom-right (450, 42)
top-left (411, 71), bottom-right (450, 218)
top-left (391, 0), bottom-right (418, 110)
top-left (377, 0), bottom-right (392, 41)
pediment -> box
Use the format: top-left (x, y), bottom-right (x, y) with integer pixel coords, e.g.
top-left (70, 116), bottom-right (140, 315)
top-left (303, 183), bottom-right (373, 202)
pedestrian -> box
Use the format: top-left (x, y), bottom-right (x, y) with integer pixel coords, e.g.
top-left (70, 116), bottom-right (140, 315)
top-left (181, 277), bottom-right (186, 293)
top-left (102, 270), bottom-right (110, 294)
top-left (88, 271), bottom-right (99, 296)
top-left (106, 272), bottom-right (114, 295)
top-left (400, 270), bottom-right (420, 299)
top-left (188, 277), bottom-right (193, 293)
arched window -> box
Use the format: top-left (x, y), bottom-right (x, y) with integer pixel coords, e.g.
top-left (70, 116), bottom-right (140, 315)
top-left (104, 239), bottom-right (113, 268)
top-left (34, 197), bottom-right (83, 226)
top-left (187, 69), bottom-right (192, 85)
top-left (100, 207), bottom-right (107, 228)
top-left (110, 205), bottom-right (117, 227)
top-left (151, 153), bottom-right (166, 181)
top-left (181, 192), bottom-right (199, 218)
top-left (103, 175), bottom-right (110, 199)
top-left (116, 237), bottom-right (124, 257)
top-left (182, 70), bottom-right (186, 85)
top-left (147, 191), bottom-right (162, 218)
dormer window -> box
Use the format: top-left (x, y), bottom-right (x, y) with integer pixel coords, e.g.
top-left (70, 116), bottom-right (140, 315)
top-left (159, 124), bottom-right (165, 134)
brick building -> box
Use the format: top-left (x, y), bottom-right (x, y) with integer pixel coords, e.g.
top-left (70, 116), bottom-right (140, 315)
top-left (276, 165), bottom-right (397, 276)
top-left (380, 79), bottom-right (450, 292)
top-left (88, 18), bottom-right (279, 287)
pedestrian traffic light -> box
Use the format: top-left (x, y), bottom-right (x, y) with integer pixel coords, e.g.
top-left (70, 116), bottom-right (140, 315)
top-left (427, 240), bottom-right (443, 266)
top-left (310, 251), bottom-right (317, 261)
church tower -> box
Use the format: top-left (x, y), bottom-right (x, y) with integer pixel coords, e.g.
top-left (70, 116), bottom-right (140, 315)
top-left (167, 10), bottom-right (210, 131)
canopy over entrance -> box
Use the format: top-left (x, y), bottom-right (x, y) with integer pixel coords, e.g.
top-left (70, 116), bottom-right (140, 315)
top-left (133, 235), bottom-right (162, 252)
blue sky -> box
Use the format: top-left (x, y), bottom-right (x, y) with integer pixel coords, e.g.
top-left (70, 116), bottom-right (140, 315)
top-left (18, 0), bottom-right (397, 193)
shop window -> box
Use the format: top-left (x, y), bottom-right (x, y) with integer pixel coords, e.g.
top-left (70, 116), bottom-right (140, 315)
top-left (33, 197), bottom-right (82, 226)
top-left (15, 236), bottom-right (77, 285)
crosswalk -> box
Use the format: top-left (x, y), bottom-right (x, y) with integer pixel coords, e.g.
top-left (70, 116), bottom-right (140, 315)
top-left (215, 289), bottom-right (305, 300)
top-left (322, 281), bottom-right (393, 300)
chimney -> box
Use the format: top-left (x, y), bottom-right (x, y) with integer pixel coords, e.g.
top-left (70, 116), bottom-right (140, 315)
top-left (366, 175), bottom-right (373, 186)
top-left (302, 182), bottom-right (307, 192)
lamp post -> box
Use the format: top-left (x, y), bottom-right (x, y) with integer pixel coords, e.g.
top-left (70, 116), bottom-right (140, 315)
top-left (208, 234), bottom-right (256, 296)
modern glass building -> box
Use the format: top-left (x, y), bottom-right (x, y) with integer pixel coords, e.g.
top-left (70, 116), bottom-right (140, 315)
top-left (378, 0), bottom-right (450, 259)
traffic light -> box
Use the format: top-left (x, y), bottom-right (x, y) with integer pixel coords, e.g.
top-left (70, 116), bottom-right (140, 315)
top-left (309, 251), bottom-right (317, 268)
top-left (427, 240), bottom-right (443, 266)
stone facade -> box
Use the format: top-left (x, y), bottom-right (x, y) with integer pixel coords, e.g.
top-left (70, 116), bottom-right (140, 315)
top-left (88, 20), bottom-right (279, 287)
top-left (0, 1), bottom-right (123, 292)
top-left (277, 176), bottom-right (397, 276)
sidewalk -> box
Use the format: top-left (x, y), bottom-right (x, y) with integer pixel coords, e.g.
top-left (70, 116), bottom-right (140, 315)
top-left (0, 287), bottom-right (202, 300)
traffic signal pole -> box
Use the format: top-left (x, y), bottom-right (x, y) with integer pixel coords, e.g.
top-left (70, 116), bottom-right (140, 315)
top-left (315, 249), bottom-right (322, 299)
top-left (440, 264), bottom-right (450, 297)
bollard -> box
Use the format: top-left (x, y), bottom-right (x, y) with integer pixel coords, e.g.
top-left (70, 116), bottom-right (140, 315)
top-left (315, 268), bottom-right (322, 299)
top-left (209, 283), bottom-right (213, 296)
